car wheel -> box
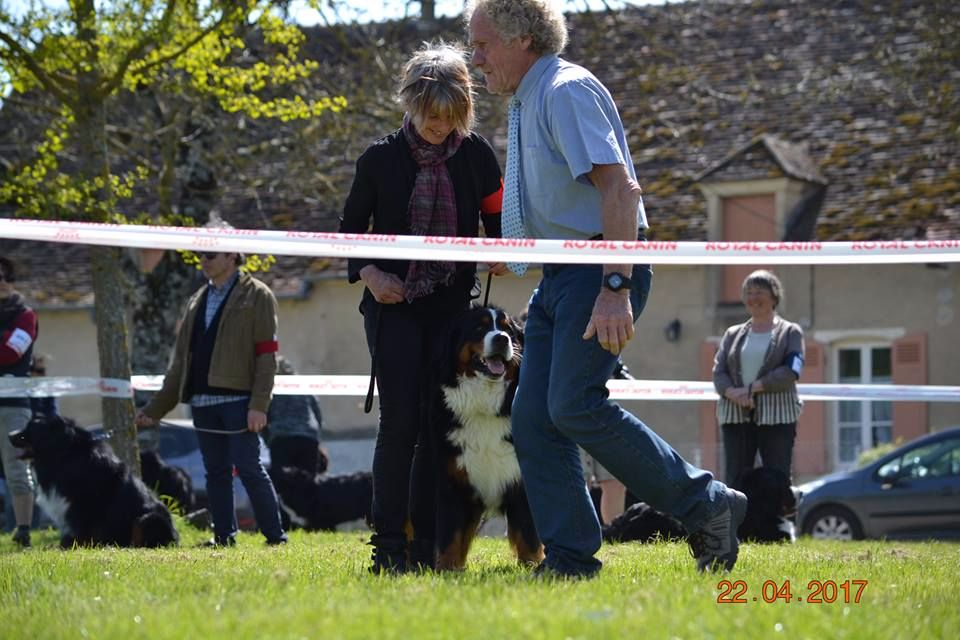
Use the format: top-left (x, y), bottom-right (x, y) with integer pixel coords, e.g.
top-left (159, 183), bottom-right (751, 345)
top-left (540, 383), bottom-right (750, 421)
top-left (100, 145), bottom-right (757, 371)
top-left (803, 506), bottom-right (864, 540)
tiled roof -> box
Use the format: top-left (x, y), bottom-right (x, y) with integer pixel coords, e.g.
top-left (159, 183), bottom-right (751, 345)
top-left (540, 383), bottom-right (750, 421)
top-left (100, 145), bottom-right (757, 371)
top-left (2, 0), bottom-right (958, 304)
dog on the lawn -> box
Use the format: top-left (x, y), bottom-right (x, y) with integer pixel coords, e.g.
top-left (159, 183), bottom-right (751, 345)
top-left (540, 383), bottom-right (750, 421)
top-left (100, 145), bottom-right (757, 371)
top-left (735, 466), bottom-right (797, 543)
top-left (8, 414), bottom-right (179, 548)
top-left (139, 450), bottom-right (197, 515)
top-left (431, 304), bottom-right (543, 570)
top-left (602, 501), bottom-right (687, 544)
top-left (267, 466), bottom-right (373, 531)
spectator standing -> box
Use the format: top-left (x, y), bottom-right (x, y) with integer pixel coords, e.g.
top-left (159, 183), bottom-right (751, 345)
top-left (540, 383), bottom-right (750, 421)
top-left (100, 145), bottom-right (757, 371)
top-left (135, 238), bottom-right (287, 547)
top-left (713, 270), bottom-right (804, 486)
top-left (0, 256), bottom-right (38, 547)
top-left (266, 356), bottom-right (323, 474)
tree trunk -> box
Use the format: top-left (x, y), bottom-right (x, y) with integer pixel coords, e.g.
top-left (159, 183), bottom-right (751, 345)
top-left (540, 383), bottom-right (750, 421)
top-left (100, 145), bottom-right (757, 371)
top-left (73, 0), bottom-right (139, 472)
top-left (421, 0), bottom-right (435, 21)
top-left (91, 246), bottom-right (139, 470)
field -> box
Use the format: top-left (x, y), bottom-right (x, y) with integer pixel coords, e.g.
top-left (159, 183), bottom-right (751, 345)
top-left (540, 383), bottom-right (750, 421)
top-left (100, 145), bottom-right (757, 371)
top-left (2, 523), bottom-right (958, 640)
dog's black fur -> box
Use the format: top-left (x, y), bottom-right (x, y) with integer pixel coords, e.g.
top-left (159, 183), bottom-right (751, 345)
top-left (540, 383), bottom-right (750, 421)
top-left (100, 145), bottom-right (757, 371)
top-left (9, 414), bottom-right (178, 548)
top-left (602, 501), bottom-right (687, 543)
top-left (139, 450), bottom-right (196, 515)
top-left (432, 304), bottom-right (543, 570)
top-left (735, 466), bottom-right (797, 543)
top-left (267, 466), bottom-right (373, 531)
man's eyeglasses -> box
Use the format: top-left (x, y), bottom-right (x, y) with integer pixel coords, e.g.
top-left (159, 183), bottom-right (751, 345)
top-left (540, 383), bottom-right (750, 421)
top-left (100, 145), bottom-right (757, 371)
top-left (199, 252), bottom-right (222, 260)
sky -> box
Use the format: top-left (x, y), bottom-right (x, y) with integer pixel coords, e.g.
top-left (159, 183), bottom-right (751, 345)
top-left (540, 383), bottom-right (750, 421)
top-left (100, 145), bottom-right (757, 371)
top-left (2, 1), bottom-right (645, 25)
top-left (288, 1), bottom-right (633, 25)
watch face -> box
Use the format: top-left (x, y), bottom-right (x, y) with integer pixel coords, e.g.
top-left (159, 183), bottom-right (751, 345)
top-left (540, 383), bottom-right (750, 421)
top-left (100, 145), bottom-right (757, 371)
top-left (607, 274), bottom-right (624, 289)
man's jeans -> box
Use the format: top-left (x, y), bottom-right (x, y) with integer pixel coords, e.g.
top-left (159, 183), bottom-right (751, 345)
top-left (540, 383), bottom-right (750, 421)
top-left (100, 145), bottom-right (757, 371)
top-left (194, 400), bottom-right (285, 543)
top-left (512, 263), bottom-right (726, 576)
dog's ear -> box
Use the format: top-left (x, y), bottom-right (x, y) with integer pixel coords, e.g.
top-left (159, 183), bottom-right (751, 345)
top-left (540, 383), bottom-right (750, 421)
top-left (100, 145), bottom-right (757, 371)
top-left (507, 314), bottom-right (524, 351)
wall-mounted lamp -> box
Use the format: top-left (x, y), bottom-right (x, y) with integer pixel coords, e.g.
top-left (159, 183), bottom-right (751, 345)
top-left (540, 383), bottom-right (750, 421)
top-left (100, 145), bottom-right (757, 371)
top-left (664, 318), bottom-right (682, 343)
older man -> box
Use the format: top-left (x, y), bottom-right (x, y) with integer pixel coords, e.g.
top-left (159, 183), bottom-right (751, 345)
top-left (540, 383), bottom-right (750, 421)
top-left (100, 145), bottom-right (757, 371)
top-left (466, 0), bottom-right (746, 577)
top-left (135, 240), bottom-right (286, 547)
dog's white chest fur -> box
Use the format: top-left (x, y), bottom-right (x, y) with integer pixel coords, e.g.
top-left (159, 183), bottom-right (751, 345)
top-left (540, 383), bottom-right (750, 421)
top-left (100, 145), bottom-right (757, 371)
top-left (37, 487), bottom-right (72, 534)
top-left (442, 376), bottom-right (521, 511)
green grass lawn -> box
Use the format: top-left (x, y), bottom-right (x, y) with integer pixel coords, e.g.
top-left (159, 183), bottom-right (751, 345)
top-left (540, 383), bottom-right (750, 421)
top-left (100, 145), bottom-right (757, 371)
top-left (1, 523), bottom-right (958, 640)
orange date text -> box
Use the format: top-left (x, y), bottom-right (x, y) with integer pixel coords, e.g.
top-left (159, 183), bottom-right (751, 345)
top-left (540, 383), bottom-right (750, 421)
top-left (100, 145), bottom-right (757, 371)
top-left (716, 579), bottom-right (868, 604)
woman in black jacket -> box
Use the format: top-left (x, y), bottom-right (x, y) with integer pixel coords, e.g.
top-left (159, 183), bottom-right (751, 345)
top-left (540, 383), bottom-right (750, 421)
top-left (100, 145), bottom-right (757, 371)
top-left (339, 43), bottom-right (504, 573)
top-left (713, 270), bottom-right (805, 487)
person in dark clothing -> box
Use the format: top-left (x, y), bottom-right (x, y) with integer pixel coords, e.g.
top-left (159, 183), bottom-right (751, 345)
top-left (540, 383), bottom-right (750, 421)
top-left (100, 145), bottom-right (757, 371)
top-left (0, 256), bottom-right (38, 547)
top-left (339, 43), bottom-right (504, 573)
top-left (266, 355), bottom-right (323, 474)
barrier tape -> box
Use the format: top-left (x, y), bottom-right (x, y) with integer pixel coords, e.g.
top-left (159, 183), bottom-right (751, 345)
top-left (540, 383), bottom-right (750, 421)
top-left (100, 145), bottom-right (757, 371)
top-left (3, 218), bottom-right (959, 265)
top-left (2, 376), bottom-right (958, 402)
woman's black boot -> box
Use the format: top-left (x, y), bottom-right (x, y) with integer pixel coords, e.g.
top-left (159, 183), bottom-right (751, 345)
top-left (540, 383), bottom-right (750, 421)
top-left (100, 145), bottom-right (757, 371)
top-left (368, 534), bottom-right (407, 575)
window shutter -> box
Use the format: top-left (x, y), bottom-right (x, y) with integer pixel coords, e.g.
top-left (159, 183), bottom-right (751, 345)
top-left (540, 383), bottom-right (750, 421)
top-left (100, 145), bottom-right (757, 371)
top-left (892, 333), bottom-right (927, 442)
top-left (797, 338), bottom-right (828, 475)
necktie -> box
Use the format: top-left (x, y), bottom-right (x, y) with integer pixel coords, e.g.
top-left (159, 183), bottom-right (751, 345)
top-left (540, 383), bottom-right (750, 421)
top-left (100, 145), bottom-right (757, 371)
top-left (502, 96), bottom-right (528, 276)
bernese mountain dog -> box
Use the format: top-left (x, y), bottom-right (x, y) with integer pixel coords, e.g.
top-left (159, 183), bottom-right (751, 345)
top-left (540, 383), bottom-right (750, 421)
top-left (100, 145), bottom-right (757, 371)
top-left (267, 466), bottom-right (373, 531)
top-left (8, 414), bottom-right (179, 548)
top-left (735, 466), bottom-right (798, 543)
top-left (432, 304), bottom-right (543, 571)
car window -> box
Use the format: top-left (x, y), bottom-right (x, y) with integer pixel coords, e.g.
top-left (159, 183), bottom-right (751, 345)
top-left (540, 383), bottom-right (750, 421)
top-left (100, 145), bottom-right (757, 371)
top-left (879, 438), bottom-right (960, 480)
top-left (138, 426), bottom-right (200, 459)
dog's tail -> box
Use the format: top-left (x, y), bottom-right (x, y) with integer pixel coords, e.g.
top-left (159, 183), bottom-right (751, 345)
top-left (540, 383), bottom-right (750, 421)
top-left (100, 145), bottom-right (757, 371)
top-left (132, 508), bottom-right (180, 548)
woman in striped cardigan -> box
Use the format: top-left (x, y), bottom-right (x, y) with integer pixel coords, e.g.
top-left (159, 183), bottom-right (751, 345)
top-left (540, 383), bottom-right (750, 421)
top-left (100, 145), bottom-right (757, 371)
top-left (713, 270), bottom-right (805, 486)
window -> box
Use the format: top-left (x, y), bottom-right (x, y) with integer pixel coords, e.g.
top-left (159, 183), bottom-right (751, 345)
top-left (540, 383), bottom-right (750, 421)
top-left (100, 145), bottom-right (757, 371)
top-left (835, 345), bottom-right (893, 467)
top-left (877, 438), bottom-right (960, 480)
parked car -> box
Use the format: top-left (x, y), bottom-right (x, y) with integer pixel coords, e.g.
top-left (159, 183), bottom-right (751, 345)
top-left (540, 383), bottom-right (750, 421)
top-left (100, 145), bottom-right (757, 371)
top-left (797, 427), bottom-right (960, 540)
top-left (93, 420), bottom-right (270, 531)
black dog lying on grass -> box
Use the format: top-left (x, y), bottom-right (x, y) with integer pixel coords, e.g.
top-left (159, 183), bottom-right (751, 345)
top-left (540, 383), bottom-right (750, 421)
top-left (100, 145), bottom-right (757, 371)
top-left (268, 466), bottom-right (373, 531)
top-left (602, 501), bottom-right (687, 543)
top-left (9, 414), bottom-right (178, 548)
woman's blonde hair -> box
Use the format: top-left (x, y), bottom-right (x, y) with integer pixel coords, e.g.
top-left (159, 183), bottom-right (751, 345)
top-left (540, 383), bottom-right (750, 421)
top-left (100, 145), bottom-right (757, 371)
top-left (398, 42), bottom-right (475, 137)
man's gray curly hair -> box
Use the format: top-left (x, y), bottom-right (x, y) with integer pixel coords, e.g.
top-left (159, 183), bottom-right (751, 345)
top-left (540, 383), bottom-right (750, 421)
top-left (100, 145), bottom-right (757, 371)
top-left (465, 0), bottom-right (568, 56)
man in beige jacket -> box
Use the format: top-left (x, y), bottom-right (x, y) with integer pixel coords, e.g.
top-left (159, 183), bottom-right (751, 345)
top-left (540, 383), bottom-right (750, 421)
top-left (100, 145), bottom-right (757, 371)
top-left (135, 249), bottom-right (286, 547)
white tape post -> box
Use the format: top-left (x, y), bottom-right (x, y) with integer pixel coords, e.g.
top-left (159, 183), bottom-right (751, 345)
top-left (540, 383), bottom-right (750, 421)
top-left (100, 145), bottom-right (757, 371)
top-left (2, 218), bottom-right (959, 265)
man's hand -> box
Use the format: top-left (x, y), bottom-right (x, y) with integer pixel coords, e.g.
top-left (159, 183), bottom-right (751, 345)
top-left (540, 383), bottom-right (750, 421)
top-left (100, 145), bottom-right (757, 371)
top-left (583, 289), bottom-right (634, 355)
top-left (134, 409), bottom-right (157, 429)
top-left (486, 262), bottom-right (509, 276)
top-left (247, 409), bottom-right (268, 433)
top-left (359, 265), bottom-right (405, 304)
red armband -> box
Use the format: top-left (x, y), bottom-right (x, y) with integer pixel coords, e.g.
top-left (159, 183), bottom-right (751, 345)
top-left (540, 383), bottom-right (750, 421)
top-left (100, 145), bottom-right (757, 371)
top-left (255, 339), bottom-right (279, 356)
top-left (480, 179), bottom-right (503, 214)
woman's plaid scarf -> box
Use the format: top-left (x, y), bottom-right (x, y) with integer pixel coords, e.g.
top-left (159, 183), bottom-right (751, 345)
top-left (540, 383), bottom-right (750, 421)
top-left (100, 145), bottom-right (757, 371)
top-left (401, 114), bottom-right (463, 302)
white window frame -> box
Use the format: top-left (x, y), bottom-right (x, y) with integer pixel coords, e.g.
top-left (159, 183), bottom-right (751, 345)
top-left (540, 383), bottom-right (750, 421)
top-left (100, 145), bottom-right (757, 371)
top-left (830, 341), bottom-right (895, 471)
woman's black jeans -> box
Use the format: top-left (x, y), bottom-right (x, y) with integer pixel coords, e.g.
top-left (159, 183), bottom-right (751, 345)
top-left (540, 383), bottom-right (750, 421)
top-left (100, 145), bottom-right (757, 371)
top-left (363, 299), bottom-right (464, 549)
top-left (721, 421), bottom-right (797, 487)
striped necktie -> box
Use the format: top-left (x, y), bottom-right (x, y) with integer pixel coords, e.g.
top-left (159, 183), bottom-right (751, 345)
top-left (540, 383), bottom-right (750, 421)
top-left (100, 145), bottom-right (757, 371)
top-left (502, 96), bottom-right (528, 276)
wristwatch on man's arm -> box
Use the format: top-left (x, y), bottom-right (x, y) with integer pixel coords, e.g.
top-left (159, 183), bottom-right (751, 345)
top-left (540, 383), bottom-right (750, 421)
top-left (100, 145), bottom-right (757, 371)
top-left (602, 271), bottom-right (633, 293)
